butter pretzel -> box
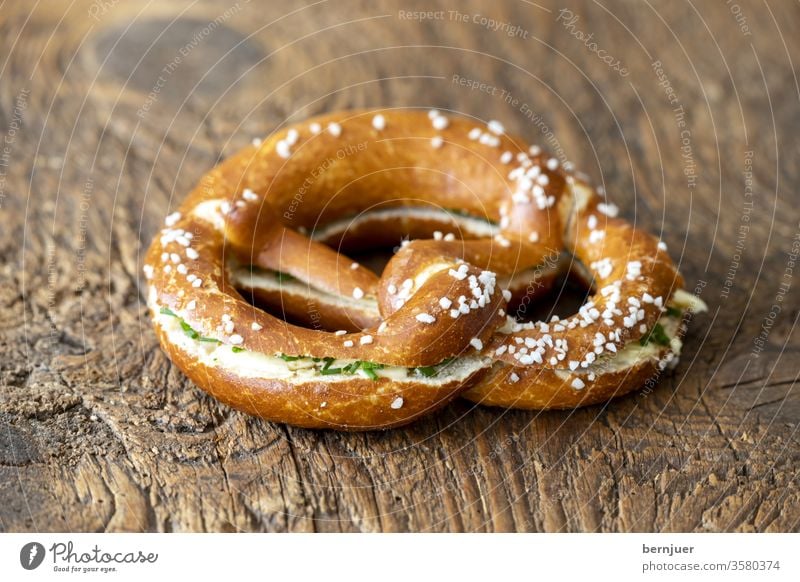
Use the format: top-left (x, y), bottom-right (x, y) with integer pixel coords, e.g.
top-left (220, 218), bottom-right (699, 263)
top-left (144, 109), bottom-right (706, 429)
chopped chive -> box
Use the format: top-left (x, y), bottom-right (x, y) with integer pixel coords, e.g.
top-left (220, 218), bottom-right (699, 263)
top-left (359, 361), bottom-right (384, 381)
top-left (320, 366), bottom-right (343, 375)
top-left (198, 336), bottom-right (222, 344)
top-left (416, 357), bottom-right (454, 377)
top-left (344, 361), bottom-right (362, 374)
top-left (651, 323), bottom-right (671, 346)
top-left (279, 354), bottom-right (302, 361)
top-left (160, 307), bottom-right (178, 317)
top-left (640, 323), bottom-right (671, 346)
top-left (179, 320), bottom-right (199, 339)
top-left (666, 306), bottom-right (682, 318)
top-left (275, 271), bottom-right (295, 282)
top-left (231, 346), bottom-right (245, 353)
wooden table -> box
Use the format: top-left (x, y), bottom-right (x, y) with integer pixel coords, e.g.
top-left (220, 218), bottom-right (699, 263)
top-left (1, 0), bottom-right (798, 532)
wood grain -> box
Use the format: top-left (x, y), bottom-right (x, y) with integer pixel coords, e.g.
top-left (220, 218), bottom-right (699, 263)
top-left (0, 0), bottom-right (798, 532)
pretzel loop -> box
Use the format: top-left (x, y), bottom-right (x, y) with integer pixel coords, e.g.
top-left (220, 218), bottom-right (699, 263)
top-left (144, 109), bottom-right (706, 429)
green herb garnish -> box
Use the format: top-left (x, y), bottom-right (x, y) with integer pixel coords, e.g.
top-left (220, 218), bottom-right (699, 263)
top-left (275, 271), bottom-right (295, 283)
top-left (231, 346), bottom-right (245, 353)
top-left (160, 306), bottom-right (222, 343)
top-left (640, 323), bottom-right (671, 346)
top-left (666, 306), bottom-right (682, 318)
top-left (359, 361), bottom-right (385, 380)
top-left (276, 354), bottom-right (391, 381)
top-left (445, 208), bottom-right (498, 225)
top-left (344, 361), bottom-right (361, 374)
top-left (415, 357), bottom-right (454, 378)
top-left (179, 320), bottom-right (200, 340)
top-left (319, 357), bottom-right (342, 375)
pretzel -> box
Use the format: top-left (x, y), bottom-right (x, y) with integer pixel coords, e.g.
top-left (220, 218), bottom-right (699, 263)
top-left (143, 109), bottom-right (706, 430)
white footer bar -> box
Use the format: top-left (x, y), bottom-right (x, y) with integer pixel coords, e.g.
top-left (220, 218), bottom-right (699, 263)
top-left (1, 533), bottom-right (796, 581)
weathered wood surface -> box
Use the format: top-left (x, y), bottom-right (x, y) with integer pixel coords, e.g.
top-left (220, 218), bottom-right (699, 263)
top-left (0, 0), bottom-right (798, 532)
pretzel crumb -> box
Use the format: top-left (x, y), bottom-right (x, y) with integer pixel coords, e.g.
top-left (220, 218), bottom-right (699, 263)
top-left (431, 114), bottom-right (449, 130)
top-left (597, 202), bottom-right (619, 217)
top-left (589, 230), bottom-right (605, 244)
top-left (591, 258), bottom-right (613, 279)
top-left (571, 378), bottom-right (585, 390)
top-left (165, 211), bottom-right (181, 227)
top-left (276, 140), bottom-right (291, 159)
top-left (626, 261), bottom-right (642, 281)
top-left (487, 120), bottom-right (504, 135)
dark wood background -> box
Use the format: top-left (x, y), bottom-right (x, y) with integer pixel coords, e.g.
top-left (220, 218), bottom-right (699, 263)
top-left (1, 0), bottom-right (798, 532)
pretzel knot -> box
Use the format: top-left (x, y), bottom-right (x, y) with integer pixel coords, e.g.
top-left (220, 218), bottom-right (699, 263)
top-left (144, 109), bottom-right (706, 430)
